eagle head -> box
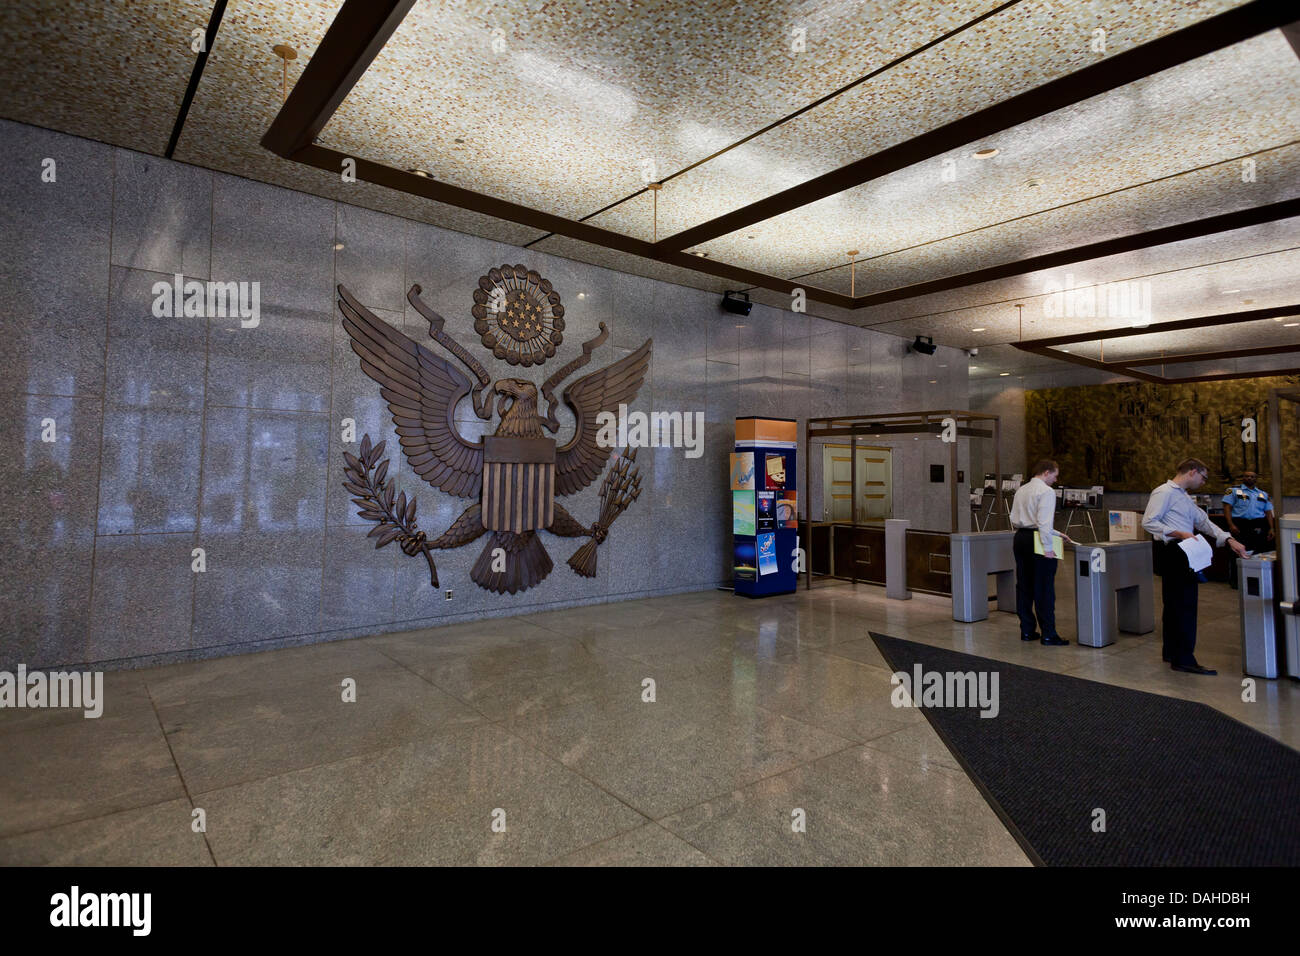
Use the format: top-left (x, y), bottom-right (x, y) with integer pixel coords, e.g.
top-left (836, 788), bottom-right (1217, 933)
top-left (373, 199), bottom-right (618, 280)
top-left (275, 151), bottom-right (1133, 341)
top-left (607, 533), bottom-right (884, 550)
top-left (494, 378), bottom-right (541, 437)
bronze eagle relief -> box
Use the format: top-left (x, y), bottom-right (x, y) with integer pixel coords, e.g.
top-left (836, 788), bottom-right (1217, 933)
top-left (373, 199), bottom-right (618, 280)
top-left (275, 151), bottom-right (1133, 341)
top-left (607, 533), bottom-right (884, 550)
top-left (337, 266), bottom-right (651, 595)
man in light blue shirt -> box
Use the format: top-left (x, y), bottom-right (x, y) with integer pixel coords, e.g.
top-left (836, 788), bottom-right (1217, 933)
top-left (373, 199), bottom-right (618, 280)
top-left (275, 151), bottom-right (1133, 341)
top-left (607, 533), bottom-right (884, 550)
top-left (1143, 458), bottom-right (1247, 675)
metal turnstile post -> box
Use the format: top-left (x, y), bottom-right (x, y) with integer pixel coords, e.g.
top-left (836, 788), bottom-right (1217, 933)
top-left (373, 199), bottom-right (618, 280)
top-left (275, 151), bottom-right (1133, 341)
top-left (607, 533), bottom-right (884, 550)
top-left (1073, 540), bottom-right (1155, 647)
top-left (1238, 554), bottom-right (1281, 678)
top-left (1279, 515), bottom-right (1300, 679)
top-left (949, 531), bottom-right (1015, 622)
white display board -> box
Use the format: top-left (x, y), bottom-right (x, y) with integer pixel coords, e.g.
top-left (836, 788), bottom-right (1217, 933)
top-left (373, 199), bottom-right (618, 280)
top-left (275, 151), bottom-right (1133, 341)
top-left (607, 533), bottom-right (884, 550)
top-left (1108, 510), bottom-right (1140, 541)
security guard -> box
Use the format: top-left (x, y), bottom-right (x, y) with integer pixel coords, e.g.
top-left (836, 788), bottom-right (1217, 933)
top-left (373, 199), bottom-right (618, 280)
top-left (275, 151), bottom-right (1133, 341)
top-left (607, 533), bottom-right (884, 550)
top-left (1222, 471), bottom-right (1275, 586)
top-left (1143, 458), bottom-right (1248, 675)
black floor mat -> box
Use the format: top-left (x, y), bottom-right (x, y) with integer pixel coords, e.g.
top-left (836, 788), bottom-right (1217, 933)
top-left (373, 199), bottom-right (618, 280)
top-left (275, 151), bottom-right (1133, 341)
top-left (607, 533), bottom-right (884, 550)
top-left (870, 632), bottom-right (1300, 866)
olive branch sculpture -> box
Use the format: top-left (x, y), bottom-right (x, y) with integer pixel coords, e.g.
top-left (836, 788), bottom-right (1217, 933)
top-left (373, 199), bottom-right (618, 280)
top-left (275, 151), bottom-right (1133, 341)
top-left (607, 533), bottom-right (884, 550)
top-left (567, 446), bottom-right (643, 577)
top-left (342, 434), bottom-right (439, 587)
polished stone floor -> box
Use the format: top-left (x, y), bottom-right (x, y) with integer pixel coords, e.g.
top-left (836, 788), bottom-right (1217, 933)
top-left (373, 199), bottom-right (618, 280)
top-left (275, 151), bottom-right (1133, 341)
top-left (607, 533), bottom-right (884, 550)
top-left (2, 569), bottom-right (1295, 866)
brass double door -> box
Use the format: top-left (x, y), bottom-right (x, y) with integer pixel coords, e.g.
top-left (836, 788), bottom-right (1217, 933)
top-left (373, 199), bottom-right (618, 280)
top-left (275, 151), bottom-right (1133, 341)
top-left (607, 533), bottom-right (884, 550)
top-left (822, 444), bottom-right (892, 523)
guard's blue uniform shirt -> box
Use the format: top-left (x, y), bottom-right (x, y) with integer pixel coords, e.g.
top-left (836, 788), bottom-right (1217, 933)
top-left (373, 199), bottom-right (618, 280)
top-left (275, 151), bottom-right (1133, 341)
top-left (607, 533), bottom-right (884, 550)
top-left (1222, 485), bottom-right (1272, 520)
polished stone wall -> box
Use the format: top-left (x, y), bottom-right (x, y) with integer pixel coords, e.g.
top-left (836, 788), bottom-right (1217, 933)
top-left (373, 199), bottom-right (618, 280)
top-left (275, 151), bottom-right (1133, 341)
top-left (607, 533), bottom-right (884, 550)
top-left (0, 120), bottom-right (968, 670)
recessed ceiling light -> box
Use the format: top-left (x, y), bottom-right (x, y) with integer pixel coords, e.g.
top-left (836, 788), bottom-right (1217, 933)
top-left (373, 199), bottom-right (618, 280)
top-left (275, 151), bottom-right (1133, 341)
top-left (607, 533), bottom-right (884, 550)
top-left (577, 292), bottom-right (586, 299)
top-left (938, 364), bottom-right (947, 368)
top-left (1286, 322), bottom-right (1299, 327)
top-left (999, 372), bottom-right (1011, 376)
top-left (735, 324), bottom-right (746, 328)
top-left (1061, 348), bottom-right (1070, 352)
top-left (971, 327), bottom-right (986, 332)
top-left (1220, 289), bottom-right (1241, 294)
top-left (972, 147), bottom-right (999, 159)
top-left (408, 168), bottom-right (432, 178)
top-left (692, 251), bottom-right (709, 258)
top-left (1024, 178), bottom-right (1043, 188)
top-left (332, 242), bottom-right (344, 251)
top-left (929, 379), bottom-right (937, 384)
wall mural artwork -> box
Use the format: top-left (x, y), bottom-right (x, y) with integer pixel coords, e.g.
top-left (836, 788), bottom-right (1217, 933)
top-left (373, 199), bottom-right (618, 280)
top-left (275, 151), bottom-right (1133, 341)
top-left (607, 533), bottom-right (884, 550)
top-left (1024, 375), bottom-right (1300, 494)
top-left (337, 266), bottom-right (651, 594)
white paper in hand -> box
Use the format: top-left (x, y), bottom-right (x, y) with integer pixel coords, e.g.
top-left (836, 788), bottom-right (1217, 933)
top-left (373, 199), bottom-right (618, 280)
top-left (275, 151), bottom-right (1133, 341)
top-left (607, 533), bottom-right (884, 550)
top-left (1178, 534), bottom-right (1213, 572)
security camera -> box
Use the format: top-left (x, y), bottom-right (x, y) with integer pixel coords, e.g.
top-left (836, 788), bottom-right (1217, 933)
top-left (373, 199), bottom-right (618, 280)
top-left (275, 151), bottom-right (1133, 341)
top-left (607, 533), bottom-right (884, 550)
top-left (721, 290), bottom-right (752, 316)
top-left (909, 334), bottom-right (937, 355)
top-left (965, 347), bottom-right (979, 357)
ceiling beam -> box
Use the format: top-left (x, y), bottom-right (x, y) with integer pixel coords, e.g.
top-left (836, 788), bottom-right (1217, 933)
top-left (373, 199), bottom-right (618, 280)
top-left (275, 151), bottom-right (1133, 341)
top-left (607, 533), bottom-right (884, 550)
top-left (261, 0), bottom-right (416, 158)
top-left (656, 0), bottom-right (1297, 253)
top-left (1282, 20), bottom-right (1300, 60)
top-left (287, 145), bottom-right (856, 307)
top-left (166, 0), bottom-right (229, 158)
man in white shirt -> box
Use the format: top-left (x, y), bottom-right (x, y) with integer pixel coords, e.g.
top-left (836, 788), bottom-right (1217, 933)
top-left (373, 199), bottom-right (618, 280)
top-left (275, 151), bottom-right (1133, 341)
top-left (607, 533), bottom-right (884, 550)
top-left (1010, 459), bottom-right (1072, 646)
top-left (1142, 457), bottom-right (1247, 676)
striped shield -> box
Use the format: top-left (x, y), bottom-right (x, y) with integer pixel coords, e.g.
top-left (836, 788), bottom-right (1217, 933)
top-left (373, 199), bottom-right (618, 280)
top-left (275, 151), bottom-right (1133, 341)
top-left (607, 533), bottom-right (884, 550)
top-left (481, 436), bottom-right (556, 533)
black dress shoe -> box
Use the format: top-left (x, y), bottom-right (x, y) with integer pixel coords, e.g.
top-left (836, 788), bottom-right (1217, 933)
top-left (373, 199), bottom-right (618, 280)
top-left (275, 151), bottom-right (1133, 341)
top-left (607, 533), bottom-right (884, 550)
top-left (1171, 663), bottom-right (1218, 675)
top-left (1021, 632), bottom-right (1041, 642)
top-left (1040, 635), bottom-right (1069, 646)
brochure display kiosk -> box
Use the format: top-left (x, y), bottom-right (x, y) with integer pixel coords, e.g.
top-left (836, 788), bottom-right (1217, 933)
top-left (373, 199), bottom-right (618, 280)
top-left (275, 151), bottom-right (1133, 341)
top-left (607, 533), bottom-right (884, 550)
top-left (732, 417), bottom-right (798, 597)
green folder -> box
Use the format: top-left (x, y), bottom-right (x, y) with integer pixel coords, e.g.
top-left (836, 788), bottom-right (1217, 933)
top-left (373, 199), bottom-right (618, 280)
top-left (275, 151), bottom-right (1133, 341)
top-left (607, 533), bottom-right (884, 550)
top-left (1033, 531), bottom-right (1064, 556)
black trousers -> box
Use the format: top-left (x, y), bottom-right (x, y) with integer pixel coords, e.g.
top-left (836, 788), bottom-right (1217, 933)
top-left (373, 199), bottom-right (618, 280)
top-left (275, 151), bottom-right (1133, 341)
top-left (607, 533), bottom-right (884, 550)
top-left (1013, 528), bottom-right (1058, 639)
top-left (1155, 541), bottom-right (1200, 666)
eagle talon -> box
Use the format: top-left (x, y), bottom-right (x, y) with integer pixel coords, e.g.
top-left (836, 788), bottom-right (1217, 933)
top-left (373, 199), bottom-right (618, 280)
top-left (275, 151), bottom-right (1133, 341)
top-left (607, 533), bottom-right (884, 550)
top-left (400, 530), bottom-right (428, 557)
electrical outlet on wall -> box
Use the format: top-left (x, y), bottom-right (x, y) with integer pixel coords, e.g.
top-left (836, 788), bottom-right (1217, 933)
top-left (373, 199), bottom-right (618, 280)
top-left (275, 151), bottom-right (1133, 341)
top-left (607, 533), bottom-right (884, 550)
top-left (444, 589), bottom-right (453, 601)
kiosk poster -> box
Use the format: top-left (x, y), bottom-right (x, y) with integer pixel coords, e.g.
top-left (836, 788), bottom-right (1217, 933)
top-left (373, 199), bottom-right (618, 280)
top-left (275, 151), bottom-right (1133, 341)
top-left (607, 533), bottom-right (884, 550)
top-left (765, 454), bottom-right (786, 490)
top-left (732, 490), bottom-right (756, 536)
top-left (730, 453), bottom-right (755, 490)
top-left (776, 491), bottom-right (797, 528)
top-left (734, 538), bottom-right (757, 581)
top-left (756, 490), bottom-right (776, 532)
top-left (756, 532), bottom-right (777, 576)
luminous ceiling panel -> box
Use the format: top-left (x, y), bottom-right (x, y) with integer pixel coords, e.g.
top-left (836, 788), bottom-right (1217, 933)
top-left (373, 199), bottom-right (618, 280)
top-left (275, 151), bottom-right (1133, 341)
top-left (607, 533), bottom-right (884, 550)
top-left (865, 242), bottom-right (1300, 346)
top-left (702, 32), bottom-right (1300, 288)
top-left (850, 217), bottom-right (1300, 333)
top-left (581, 0), bottom-right (1247, 242)
top-left (322, 0), bottom-right (1002, 223)
top-left (175, 0), bottom-right (546, 246)
top-left (1057, 314), bottom-right (1300, 363)
top-left (0, 0), bottom-right (217, 153)
top-left (801, 143), bottom-right (1299, 299)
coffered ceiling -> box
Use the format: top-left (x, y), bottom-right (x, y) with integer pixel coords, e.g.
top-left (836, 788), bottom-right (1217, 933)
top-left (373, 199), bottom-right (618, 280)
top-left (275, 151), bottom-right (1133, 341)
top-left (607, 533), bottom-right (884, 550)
top-left (1, 0), bottom-right (1298, 381)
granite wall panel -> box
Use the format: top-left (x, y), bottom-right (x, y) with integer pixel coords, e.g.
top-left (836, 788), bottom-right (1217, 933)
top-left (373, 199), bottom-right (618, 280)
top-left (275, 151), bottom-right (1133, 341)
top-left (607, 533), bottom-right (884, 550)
top-left (0, 119), bottom-right (968, 669)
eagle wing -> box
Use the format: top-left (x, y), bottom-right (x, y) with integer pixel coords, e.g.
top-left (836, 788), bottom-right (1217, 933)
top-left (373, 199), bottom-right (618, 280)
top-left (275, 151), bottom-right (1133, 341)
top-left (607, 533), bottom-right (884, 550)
top-left (338, 285), bottom-right (484, 498)
top-left (554, 338), bottom-right (652, 497)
